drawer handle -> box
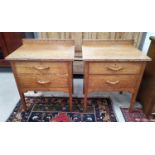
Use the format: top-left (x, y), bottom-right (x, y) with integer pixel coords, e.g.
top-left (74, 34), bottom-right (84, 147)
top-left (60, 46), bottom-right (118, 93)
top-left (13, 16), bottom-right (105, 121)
top-left (106, 80), bottom-right (120, 85)
top-left (107, 66), bottom-right (123, 71)
top-left (37, 80), bottom-right (51, 84)
top-left (34, 66), bottom-right (50, 70)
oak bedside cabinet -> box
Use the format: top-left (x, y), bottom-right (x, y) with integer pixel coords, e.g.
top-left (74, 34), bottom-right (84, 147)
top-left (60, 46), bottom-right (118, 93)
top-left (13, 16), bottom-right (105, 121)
top-left (6, 39), bottom-right (74, 112)
top-left (82, 40), bottom-right (151, 112)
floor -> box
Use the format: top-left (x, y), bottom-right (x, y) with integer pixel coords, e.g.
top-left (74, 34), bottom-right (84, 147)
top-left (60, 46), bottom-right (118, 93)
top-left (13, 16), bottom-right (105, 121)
top-left (0, 68), bottom-right (142, 122)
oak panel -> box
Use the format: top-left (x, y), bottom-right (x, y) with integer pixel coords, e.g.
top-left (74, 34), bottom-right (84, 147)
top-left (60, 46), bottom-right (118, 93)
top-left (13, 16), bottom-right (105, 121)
top-left (5, 39), bottom-right (74, 61)
top-left (82, 40), bottom-right (150, 61)
top-left (89, 62), bottom-right (142, 74)
top-left (17, 74), bottom-right (68, 88)
top-left (88, 75), bottom-right (138, 90)
top-left (14, 61), bottom-right (69, 74)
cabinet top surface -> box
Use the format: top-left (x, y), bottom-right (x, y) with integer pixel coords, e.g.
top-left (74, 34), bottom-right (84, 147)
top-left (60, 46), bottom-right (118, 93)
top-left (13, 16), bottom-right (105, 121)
top-left (5, 39), bottom-right (75, 61)
top-left (82, 40), bottom-right (151, 61)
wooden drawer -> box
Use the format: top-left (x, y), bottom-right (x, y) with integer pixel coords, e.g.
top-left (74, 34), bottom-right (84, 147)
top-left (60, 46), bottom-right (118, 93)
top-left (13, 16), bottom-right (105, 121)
top-left (14, 62), bottom-right (68, 74)
top-left (88, 75), bottom-right (138, 90)
top-left (16, 74), bottom-right (68, 88)
top-left (89, 62), bottom-right (142, 74)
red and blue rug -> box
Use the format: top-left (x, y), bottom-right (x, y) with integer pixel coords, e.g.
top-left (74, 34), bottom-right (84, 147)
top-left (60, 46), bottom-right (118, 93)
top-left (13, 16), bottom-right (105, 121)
top-left (121, 108), bottom-right (155, 122)
top-left (7, 97), bottom-right (117, 122)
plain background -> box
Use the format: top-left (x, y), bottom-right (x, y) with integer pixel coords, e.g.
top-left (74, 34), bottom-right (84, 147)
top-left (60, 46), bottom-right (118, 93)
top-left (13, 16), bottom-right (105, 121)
top-left (0, 1), bottom-right (155, 155)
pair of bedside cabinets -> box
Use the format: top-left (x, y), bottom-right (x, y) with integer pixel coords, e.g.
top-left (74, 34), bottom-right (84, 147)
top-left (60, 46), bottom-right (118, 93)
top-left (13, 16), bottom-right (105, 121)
top-left (6, 39), bottom-right (151, 112)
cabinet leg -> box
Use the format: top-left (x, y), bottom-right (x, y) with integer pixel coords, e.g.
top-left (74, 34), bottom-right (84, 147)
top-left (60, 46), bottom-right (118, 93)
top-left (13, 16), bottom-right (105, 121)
top-left (129, 93), bottom-right (136, 112)
top-left (20, 92), bottom-right (27, 112)
top-left (69, 93), bottom-right (72, 112)
top-left (146, 114), bottom-right (152, 119)
top-left (145, 99), bottom-right (155, 118)
top-left (119, 91), bottom-right (123, 94)
top-left (84, 94), bottom-right (87, 112)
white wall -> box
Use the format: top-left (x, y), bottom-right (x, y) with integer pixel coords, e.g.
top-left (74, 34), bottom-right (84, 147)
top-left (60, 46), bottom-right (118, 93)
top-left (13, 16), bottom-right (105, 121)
top-left (142, 32), bottom-right (155, 54)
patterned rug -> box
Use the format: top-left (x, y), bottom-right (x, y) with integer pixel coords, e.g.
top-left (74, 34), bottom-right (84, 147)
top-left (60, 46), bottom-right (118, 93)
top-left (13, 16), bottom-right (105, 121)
top-left (121, 108), bottom-right (155, 122)
top-left (7, 97), bottom-right (117, 122)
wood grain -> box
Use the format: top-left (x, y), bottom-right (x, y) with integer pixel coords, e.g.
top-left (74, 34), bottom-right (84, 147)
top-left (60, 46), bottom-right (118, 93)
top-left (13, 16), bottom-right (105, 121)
top-left (16, 74), bottom-right (68, 88)
top-left (5, 39), bottom-right (75, 61)
top-left (37, 32), bottom-right (144, 75)
top-left (6, 39), bottom-right (74, 112)
top-left (82, 40), bottom-right (151, 61)
top-left (88, 75), bottom-right (138, 90)
top-left (83, 40), bottom-right (151, 112)
top-left (89, 62), bottom-right (142, 74)
top-left (14, 62), bottom-right (69, 74)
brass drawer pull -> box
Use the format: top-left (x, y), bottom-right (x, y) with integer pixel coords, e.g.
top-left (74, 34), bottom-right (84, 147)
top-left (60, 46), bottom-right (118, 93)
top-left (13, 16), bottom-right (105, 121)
top-left (106, 80), bottom-right (120, 85)
top-left (34, 66), bottom-right (50, 70)
top-left (37, 80), bottom-right (51, 84)
top-left (107, 66), bottom-right (123, 71)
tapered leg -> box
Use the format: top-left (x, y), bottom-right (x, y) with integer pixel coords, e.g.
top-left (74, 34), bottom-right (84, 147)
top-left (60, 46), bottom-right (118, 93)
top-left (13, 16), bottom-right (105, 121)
top-left (19, 92), bottom-right (27, 112)
top-left (145, 98), bottom-right (155, 118)
top-left (84, 93), bottom-right (87, 112)
top-left (119, 91), bottom-right (123, 94)
top-left (129, 63), bottom-right (146, 112)
top-left (11, 63), bottom-right (27, 112)
top-left (129, 93), bottom-right (136, 112)
top-left (67, 62), bottom-right (73, 112)
top-left (69, 93), bottom-right (72, 112)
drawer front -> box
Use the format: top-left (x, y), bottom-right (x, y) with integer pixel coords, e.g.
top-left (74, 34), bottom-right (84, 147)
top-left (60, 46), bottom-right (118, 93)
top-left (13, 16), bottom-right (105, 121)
top-left (17, 74), bottom-right (68, 88)
top-left (14, 62), bottom-right (68, 75)
top-left (88, 75), bottom-right (137, 90)
top-left (89, 62), bottom-right (142, 74)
